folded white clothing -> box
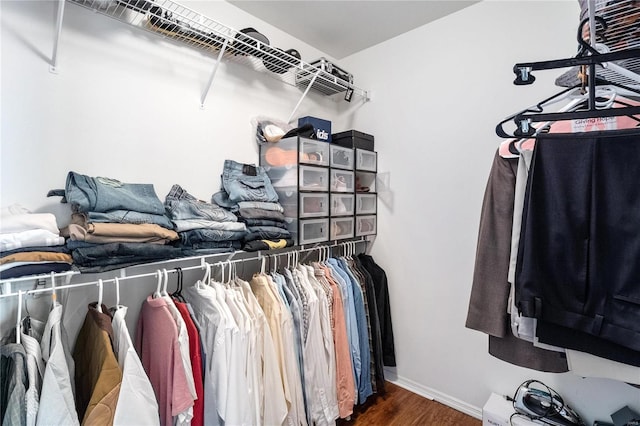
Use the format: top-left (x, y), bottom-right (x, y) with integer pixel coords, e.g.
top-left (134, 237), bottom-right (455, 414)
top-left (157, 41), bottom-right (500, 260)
top-left (0, 229), bottom-right (65, 252)
top-left (0, 213), bottom-right (60, 235)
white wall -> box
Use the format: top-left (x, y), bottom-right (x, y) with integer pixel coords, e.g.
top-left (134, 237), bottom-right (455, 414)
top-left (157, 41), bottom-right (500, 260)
top-left (2, 0), bottom-right (639, 424)
top-left (1, 0), bottom-right (346, 218)
top-left (337, 0), bottom-right (640, 424)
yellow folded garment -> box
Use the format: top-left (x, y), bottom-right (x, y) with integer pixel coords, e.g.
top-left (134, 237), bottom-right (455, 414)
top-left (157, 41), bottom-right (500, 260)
top-left (264, 239), bottom-right (288, 249)
top-left (0, 251), bottom-right (73, 265)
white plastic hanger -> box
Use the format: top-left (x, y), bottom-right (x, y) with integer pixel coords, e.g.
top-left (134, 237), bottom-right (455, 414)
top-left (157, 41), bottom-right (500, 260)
top-left (153, 269), bottom-right (163, 298)
top-left (16, 290), bottom-right (23, 345)
top-left (114, 276), bottom-right (121, 309)
top-left (161, 269), bottom-right (169, 297)
top-left (50, 272), bottom-right (57, 305)
top-left (97, 279), bottom-right (104, 313)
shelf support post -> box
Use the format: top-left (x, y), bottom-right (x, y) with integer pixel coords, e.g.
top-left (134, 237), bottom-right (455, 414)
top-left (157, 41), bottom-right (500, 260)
top-left (287, 69), bottom-right (321, 124)
top-left (200, 38), bottom-right (229, 108)
top-left (50, 0), bottom-right (66, 73)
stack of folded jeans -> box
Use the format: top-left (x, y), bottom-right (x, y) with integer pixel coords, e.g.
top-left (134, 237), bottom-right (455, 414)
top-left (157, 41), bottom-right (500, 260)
top-left (211, 159), bottom-right (292, 250)
top-left (164, 184), bottom-right (246, 254)
top-left (237, 200), bottom-right (293, 249)
top-left (51, 171), bottom-right (183, 272)
top-left (0, 204), bottom-right (71, 279)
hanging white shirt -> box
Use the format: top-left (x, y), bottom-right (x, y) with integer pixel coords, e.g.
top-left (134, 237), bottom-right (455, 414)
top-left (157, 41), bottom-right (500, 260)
top-left (183, 281), bottom-right (229, 426)
top-left (237, 278), bottom-right (287, 426)
top-left (37, 302), bottom-right (80, 426)
top-left (266, 274), bottom-right (308, 426)
top-left (21, 317), bottom-right (46, 426)
top-left (111, 306), bottom-right (160, 426)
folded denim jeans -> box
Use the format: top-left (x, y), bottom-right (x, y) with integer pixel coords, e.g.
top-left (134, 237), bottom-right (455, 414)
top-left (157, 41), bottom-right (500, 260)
top-left (71, 243), bottom-right (184, 267)
top-left (237, 201), bottom-right (284, 212)
top-left (174, 240), bottom-right (242, 250)
top-left (86, 210), bottom-right (174, 230)
top-left (165, 184), bottom-right (237, 222)
top-left (64, 171), bottom-right (166, 215)
top-left (237, 208), bottom-right (286, 222)
top-left (180, 228), bottom-right (247, 245)
top-left (220, 160), bottom-right (279, 203)
top-left (172, 219), bottom-right (246, 233)
top-left (244, 226), bottom-right (291, 242)
top-left (239, 218), bottom-right (288, 228)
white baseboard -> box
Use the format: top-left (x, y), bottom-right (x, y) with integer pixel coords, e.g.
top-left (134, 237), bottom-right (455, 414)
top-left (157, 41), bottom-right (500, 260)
top-left (384, 368), bottom-right (483, 420)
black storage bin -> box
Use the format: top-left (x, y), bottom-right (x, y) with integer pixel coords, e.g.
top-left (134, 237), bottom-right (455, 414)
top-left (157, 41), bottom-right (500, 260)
top-left (332, 130), bottom-right (375, 151)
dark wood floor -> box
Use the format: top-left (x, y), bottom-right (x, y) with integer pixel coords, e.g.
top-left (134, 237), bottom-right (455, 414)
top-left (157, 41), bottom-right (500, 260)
top-left (337, 382), bottom-right (482, 426)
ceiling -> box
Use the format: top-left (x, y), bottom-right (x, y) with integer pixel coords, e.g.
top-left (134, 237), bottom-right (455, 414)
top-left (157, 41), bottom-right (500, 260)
top-left (227, 1), bottom-right (479, 59)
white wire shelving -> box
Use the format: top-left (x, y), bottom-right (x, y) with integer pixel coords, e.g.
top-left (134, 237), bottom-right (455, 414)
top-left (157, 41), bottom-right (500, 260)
top-left (556, 0), bottom-right (640, 90)
top-left (51, 0), bottom-right (370, 110)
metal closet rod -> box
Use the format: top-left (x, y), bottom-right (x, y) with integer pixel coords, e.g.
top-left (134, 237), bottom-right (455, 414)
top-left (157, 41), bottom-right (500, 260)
top-left (0, 238), bottom-right (367, 300)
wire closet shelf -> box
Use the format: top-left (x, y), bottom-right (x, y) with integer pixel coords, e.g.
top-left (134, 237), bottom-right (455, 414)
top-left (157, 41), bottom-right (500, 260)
top-left (557, 0), bottom-right (640, 90)
top-left (69, 0), bottom-right (370, 101)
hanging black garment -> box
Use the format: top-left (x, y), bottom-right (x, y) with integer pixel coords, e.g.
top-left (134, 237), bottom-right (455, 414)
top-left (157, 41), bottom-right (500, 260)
top-left (357, 254), bottom-right (396, 367)
top-left (516, 129), bottom-right (640, 354)
top-left (351, 257), bottom-right (386, 392)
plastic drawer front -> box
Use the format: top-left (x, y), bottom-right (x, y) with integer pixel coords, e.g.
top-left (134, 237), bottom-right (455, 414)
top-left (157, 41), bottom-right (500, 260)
top-left (300, 139), bottom-right (330, 166)
top-left (330, 170), bottom-right (355, 193)
top-left (299, 218), bottom-right (329, 244)
top-left (260, 137), bottom-right (329, 168)
top-left (299, 166), bottom-right (329, 191)
top-left (329, 145), bottom-right (354, 170)
top-left (276, 189), bottom-right (298, 218)
top-left (355, 215), bottom-right (377, 236)
top-left (356, 148), bottom-right (377, 172)
top-left (356, 193), bottom-right (377, 215)
top-left (330, 217), bottom-right (355, 240)
top-left (356, 171), bottom-right (376, 193)
top-left (299, 193), bottom-right (329, 218)
top-left (331, 193), bottom-right (355, 216)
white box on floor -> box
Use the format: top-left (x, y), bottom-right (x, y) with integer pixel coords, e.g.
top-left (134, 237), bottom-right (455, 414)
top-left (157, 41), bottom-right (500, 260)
top-left (483, 393), bottom-right (538, 426)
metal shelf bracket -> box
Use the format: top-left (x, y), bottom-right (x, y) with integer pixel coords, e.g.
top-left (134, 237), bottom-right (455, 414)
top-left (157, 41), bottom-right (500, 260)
top-left (50, 0), bottom-right (67, 73)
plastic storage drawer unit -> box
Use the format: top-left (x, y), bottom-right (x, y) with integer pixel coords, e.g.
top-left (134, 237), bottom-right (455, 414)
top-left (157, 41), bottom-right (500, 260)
top-left (330, 217), bottom-right (355, 240)
top-left (356, 193), bottom-right (377, 215)
top-left (355, 215), bottom-right (377, 237)
top-left (299, 218), bottom-right (329, 244)
top-left (331, 193), bottom-right (355, 216)
top-left (300, 139), bottom-right (330, 166)
top-left (299, 166), bottom-right (329, 191)
top-left (331, 170), bottom-right (355, 193)
top-left (330, 145), bottom-right (354, 170)
top-left (355, 148), bottom-right (377, 172)
top-left (299, 193), bottom-right (329, 218)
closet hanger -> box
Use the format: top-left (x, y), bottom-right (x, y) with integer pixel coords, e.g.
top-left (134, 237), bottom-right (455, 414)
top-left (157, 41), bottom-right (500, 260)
top-left (202, 262), bottom-right (212, 285)
top-left (171, 268), bottom-right (186, 302)
top-left (497, 14), bottom-right (640, 138)
top-left (162, 269), bottom-right (171, 297)
top-left (260, 256), bottom-right (267, 276)
top-left (114, 277), bottom-right (121, 309)
top-left (16, 290), bottom-right (23, 345)
top-left (153, 269), bottom-right (163, 298)
top-left (497, 80), bottom-right (640, 138)
top-left (96, 279), bottom-right (104, 313)
top-left (50, 271), bottom-right (57, 305)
